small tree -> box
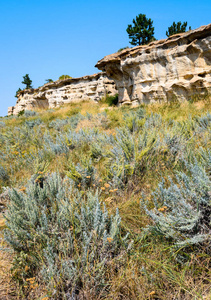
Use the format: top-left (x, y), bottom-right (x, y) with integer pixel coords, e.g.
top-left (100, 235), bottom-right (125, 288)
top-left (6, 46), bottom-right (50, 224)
top-left (22, 74), bottom-right (33, 89)
top-left (45, 79), bottom-right (53, 83)
top-left (126, 14), bottom-right (155, 46)
top-left (166, 21), bottom-right (191, 37)
top-left (15, 88), bottom-right (22, 98)
top-left (58, 75), bottom-right (72, 80)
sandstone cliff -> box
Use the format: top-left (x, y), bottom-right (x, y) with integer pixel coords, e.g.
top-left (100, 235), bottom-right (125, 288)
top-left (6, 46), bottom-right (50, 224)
top-left (96, 24), bottom-right (211, 105)
top-left (8, 72), bottom-right (117, 115)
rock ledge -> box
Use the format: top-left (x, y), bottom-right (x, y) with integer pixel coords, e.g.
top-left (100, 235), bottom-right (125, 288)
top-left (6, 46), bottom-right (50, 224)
top-left (8, 72), bottom-right (117, 115)
top-left (96, 24), bottom-right (211, 104)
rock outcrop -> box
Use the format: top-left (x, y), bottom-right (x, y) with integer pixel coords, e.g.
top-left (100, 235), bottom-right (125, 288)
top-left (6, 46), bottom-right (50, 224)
top-left (8, 72), bottom-right (117, 115)
top-left (8, 24), bottom-right (211, 114)
top-left (96, 24), bottom-right (211, 105)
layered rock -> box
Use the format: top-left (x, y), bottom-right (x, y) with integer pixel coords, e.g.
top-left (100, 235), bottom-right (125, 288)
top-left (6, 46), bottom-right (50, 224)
top-left (8, 72), bottom-right (117, 115)
top-left (96, 24), bottom-right (211, 105)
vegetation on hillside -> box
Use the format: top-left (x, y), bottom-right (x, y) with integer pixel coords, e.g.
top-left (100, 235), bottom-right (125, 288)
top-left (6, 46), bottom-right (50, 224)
top-left (22, 74), bottom-right (33, 89)
top-left (126, 13), bottom-right (155, 46)
top-left (126, 14), bottom-right (191, 47)
top-left (166, 21), bottom-right (191, 37)
top-left (58, 75), bottom-right (72, 80)
top-left (0, 97), bottom-right (210, 299)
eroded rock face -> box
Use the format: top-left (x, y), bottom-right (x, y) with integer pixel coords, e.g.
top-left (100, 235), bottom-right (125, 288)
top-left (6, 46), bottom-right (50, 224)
top-left (96, 24), bottom-right (211, 105)
top-left (8, 73), bottom-right (117, 115)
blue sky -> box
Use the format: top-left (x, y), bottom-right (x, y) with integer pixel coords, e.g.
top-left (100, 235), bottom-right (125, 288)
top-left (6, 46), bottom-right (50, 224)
top-left (0, 0), bottom-right (210, 116)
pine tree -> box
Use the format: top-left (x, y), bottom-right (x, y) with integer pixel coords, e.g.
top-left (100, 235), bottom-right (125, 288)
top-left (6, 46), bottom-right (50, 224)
top-left (15, 88), bottom-right (22, 98)
top-left (126, 14), bottom-right (155, 46)
top-left (166, 21), bottom-right (191, 37)
top-left (22, 74), bottom-right (33, 89)
top-left (45, 79), bottom-right (53, 83)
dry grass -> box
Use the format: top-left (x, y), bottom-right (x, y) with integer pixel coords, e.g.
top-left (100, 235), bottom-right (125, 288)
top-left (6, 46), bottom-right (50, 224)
top-left (107, 243), bottom-right (211, 300)
top-left (147, 97), bottom-right (211, 121)
top-left (0, 214), bottom-right (16, 300)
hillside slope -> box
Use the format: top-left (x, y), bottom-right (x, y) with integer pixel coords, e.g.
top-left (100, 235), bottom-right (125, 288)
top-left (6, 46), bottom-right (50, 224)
top-left (0, 98), bottom-right (211, 299)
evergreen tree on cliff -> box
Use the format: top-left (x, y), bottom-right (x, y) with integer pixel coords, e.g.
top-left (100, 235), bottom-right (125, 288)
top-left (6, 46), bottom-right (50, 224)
top-left (15, 88), bottom-right (22, 98)
top-left (22, 74), bottom-right (33, 89)
top-left (126, 14), bottom-right (155, 46)
top-left (166, 21), bottom-right (191, 37)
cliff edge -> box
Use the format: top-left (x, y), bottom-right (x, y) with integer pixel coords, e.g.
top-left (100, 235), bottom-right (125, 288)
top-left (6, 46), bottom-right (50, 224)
top-left (8, 72), bottom-right (117, 115)
top-left (96, 24), bottom-right (211, 105)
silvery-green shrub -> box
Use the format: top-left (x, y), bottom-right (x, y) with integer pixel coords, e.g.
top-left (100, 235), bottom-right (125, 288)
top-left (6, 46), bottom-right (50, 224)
top-left (5, 173), bottom-right (130, 298)
top-left (141, 160), bottom-right (211, 251)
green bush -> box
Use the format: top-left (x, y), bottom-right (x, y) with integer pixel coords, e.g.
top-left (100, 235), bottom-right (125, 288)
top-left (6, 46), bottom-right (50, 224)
top-left (0, 166), bottom-right (9, 183)
top-left (58, 75), bottom-right (72, 80)
top-left (17, 110), bottom-right (25, 117)
top-left (105, 94), bottom-right (119, 106)
top-left (117, 46), bottom-right (129, 52)
top-left (5, 173), bottom-right (130, 298)
top-left (141, 159), bottom-right (211, 254)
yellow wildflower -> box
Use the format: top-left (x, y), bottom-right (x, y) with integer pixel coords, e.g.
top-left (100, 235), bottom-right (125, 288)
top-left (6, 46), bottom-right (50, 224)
top-left (26, 277), bottom-right (35, 282)
top-left (24, 266), bottom-right (29, 272)
top-left (19, 187), bottom-right (26, 192)
top-left (158, 206), bottom-right (167, 212)
top-left (107, 237), bottom-right (113, 243)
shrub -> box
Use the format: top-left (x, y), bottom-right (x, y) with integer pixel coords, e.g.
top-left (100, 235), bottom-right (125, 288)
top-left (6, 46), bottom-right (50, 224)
top-left (45, 79), bottom-right (53, 83)
top-left (67, 159), bottom-right (96, 188)
top-left (25, 119), bottom-right (42, 128)
top-left (43, 134), bottom-right (70, 156)
top-left (104, 94), bottom-right (119, 106)
top-left (123, 107), bottom-right (145, 132)
top-left (58, 75), bottom-right (72, 80)
top-left (117, 46), bottom-right (129, 52)
top-left (5, 173), bottom-right (130, 298)
top-left (24, 110), bottom-right (38, 117)
top-left (48, 118), bottom-right (69, 130)
top-left (18, 110), bottom-right (25, 117)
top-left (141, 160), bottom-right (211, 253)
top-left (0, 166), bottom-right (9, 183)
top-left (0, 121), bottom-right (5, 128)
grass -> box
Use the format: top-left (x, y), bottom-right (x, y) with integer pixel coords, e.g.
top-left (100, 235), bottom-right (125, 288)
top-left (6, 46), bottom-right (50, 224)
top-left (0, 97), bottom-right (211, 299)
top-left (0, 213), bottom-right (16, 299)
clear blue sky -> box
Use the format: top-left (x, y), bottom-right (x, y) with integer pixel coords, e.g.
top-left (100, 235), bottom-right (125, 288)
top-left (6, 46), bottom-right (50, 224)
top-left (0, 0), bottom-right (210, 116)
